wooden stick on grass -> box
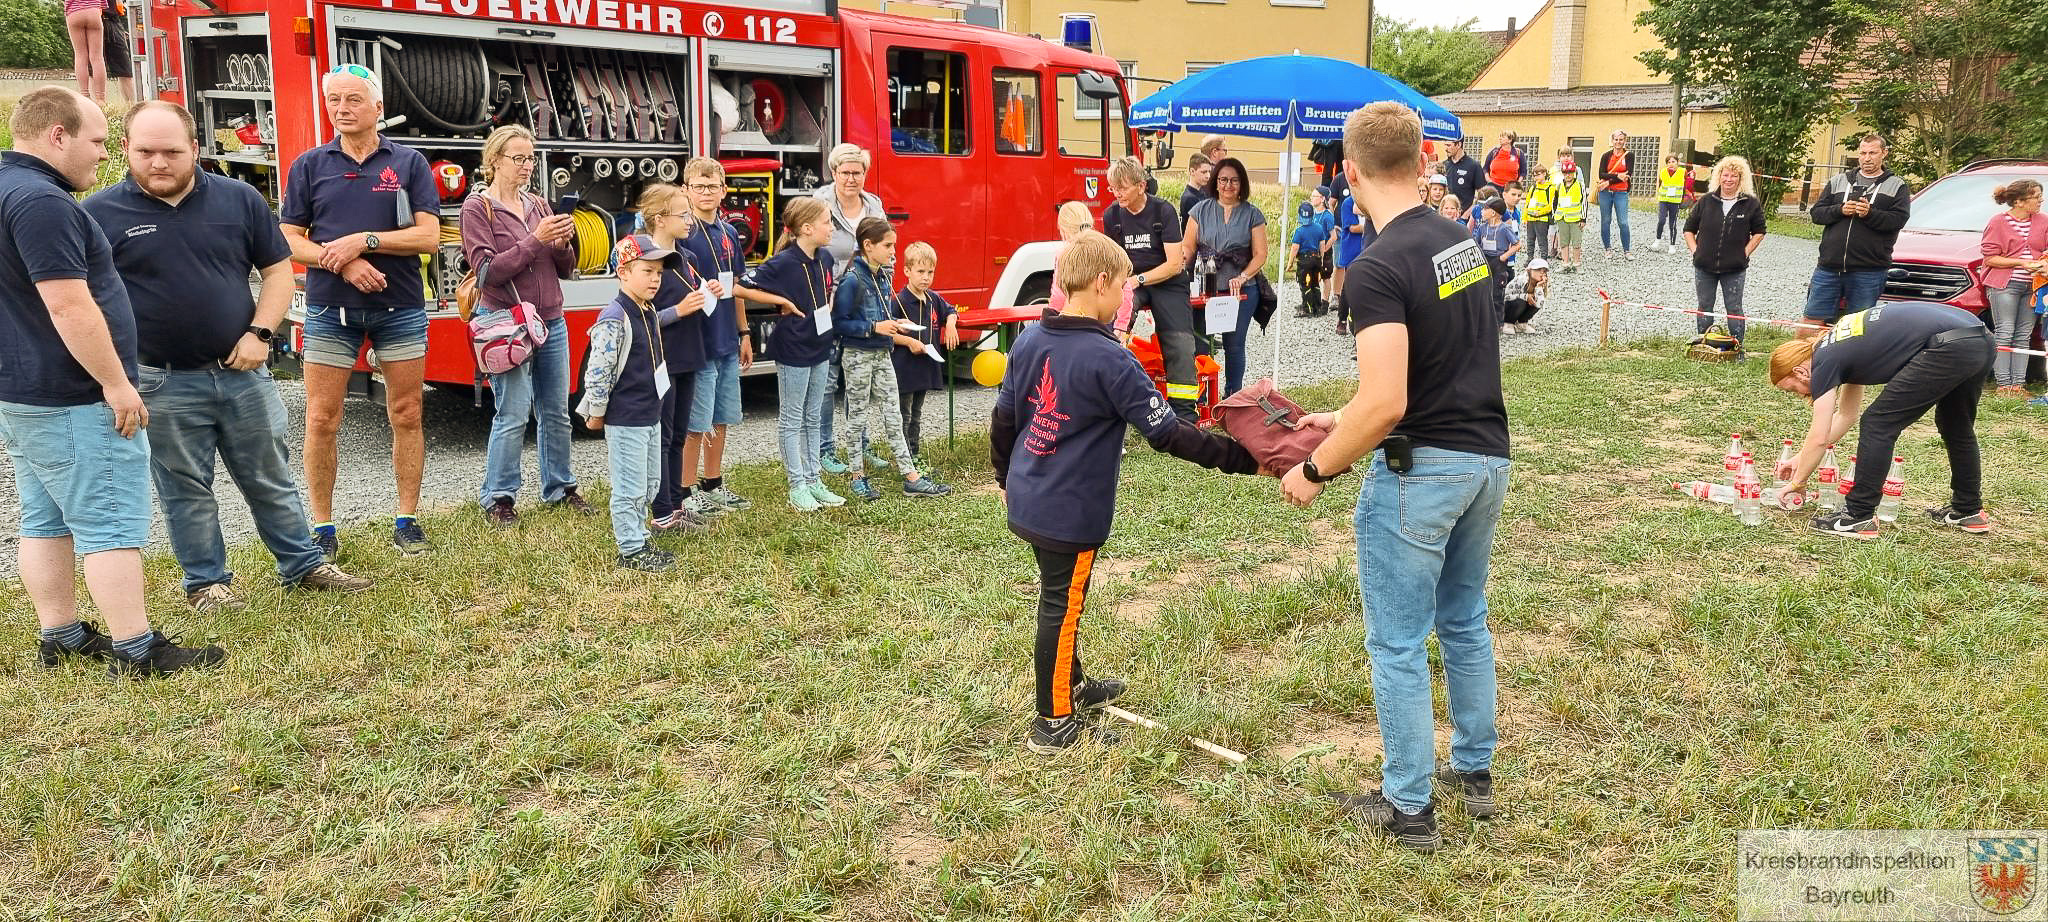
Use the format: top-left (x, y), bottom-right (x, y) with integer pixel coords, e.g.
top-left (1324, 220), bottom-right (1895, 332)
top-left (1101, 705), bottom-right (1248, 765)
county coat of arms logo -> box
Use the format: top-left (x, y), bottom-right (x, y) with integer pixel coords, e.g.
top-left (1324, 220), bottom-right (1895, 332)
top-left (1970, 837), bottom-right (2039, 915)
top-left (1084, 176), bottom-right (1099, 198)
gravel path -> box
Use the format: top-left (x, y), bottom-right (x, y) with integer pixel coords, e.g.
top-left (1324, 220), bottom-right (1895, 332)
top-left (0, 210), bottom-right (1820, 576)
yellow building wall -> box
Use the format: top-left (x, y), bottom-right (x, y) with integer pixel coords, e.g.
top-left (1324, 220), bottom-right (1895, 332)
top-left (840, 0), bottom-right (1372, 183)
top-left (1467, 0), bottom-right (1554, 89)
top-left (1468, 0), bottom-right (1666, 91)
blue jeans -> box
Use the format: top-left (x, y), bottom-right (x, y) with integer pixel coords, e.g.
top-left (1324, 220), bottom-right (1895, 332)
top-left (819, 350), bottom-right (840, 454)
top-left (299, 305), bottom-right (429, 367)
top-left (690, 350), bottom-right (743, 432)
top-left (1218, 282), bottom-right (1261, 397)
top-left (1596, 189), bottom-right (1631, 251)
top-left (140, 366), bottom-right (325, 591)
top-left (0, 399), bottom-right (152, 555)
top-left (480, 316), bottom-right (575, 509)
top-left (604, 424), bottom-right (659, 555)
top-left (777, 361), bottom-right (830, 487)
top-left (1355, 446), bottom-right (1511, 814)
top-left (1654, 201), bottom-right (1681, 244)
top-left (1694, 267), bottom-right (1748, 341)
top-left (1801, 268), bottom-right (1889, 323)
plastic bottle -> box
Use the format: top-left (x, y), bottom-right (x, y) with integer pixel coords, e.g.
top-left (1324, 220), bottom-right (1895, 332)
top-left (1837, 455), bottom-right (1857, 510)
top-left (1674, 480), bottom-right (1736, 503)
top-left (1735, 454), bottom-right (1763, 526)
top-left (1722, 434), bottom-right (1746, 492)
top-left (1877, 456), bottom-right (1906, 523)
top-left (1815, 446), bottom-right (1841, 513)
top-left (1772, 439), bottom-right (1797, 493)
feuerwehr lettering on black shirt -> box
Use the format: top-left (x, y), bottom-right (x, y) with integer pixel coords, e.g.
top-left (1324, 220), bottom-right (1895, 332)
top-left (1809, 301), bottom-right (1982, 399)
top-left (1343, 204), bottom-right (1510, 459)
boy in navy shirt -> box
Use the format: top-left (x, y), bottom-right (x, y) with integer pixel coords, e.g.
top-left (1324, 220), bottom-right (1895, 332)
top-left (990, 231), bottom-right (1261, 753)
top-left (1290, 200), bottom-right (1332, 317)
top-left (578, 234), bottom-right (682, 573)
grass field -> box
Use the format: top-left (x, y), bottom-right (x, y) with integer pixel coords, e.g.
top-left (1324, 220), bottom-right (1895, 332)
top-left (5, 340), bottom-right (2045, 920)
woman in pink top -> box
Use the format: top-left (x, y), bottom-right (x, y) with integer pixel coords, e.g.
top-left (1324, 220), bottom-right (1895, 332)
top-left (64, 0), bottom-right (107, 102)
top-left (1979, 179), bottom-right (2046, 396)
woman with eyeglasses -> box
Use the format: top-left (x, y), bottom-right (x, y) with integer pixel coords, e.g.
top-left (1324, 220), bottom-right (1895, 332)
top-left (462, 125), bottom-right (589, 526)
top-left (1182, 157), bottom-right (1270, 396)
top-left (810, 143), bottom-right (886, 473)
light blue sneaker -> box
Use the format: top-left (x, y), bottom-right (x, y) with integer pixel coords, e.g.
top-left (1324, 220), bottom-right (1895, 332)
top-left (848, 477), bottom-right (882, 502)
top-left (819, 452), bottom-right (849, 475)
top-left (2030, 395), bottom-right (2048, 408)
top-left (807, 480), bottom-right (846, 507)
top-left (903, 476), bottom-right (952, 498)
top-left (788, 485), bottom-right (822, 512)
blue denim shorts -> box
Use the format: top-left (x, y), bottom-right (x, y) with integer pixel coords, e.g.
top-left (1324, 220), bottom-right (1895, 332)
top-left (301, 304), bottom-right (430, 368)
top-left (0, 400), bottom-right (153, 554)
top-left (690, 350), bottom-right (744, 432)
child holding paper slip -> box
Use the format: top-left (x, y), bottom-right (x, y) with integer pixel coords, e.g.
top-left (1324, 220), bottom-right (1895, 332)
top-left (734, 198), bottom-right (844, 511)
top-left (892, 241), bottom-right (959, 467)
top-left (831, 218), bottom-right (950, 501)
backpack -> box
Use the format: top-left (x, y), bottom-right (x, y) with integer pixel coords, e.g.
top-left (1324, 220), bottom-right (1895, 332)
top-left (469, 285), bottom-right (548, 375)
top-left (1214, 378), bottom-right (1328, 476)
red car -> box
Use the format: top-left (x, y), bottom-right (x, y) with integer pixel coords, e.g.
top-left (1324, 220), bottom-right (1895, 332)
top-left (1883, 159), bottom-right (2048, 311)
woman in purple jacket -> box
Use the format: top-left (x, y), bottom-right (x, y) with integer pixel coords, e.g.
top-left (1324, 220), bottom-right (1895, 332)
top-left (462, 125), bottom-right (591, 524)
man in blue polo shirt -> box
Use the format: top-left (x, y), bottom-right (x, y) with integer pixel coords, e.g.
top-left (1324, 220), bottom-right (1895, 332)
top-left (0, 86), bottom-right (224, 677)
top-left (279, 65), bottom-right (443, 560)
top-left (86, 101), bottom-right (373, 613)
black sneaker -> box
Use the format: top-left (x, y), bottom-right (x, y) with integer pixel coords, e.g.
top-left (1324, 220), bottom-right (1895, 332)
top-left (313, 529), bottom-right (338, 564)
top-left (37, 621), bottom-right (114, 667)
top-left (1072, 676), bottom-right (1127, 712)
top-left (552, 486), bottom-right (598, 516)
top-left (1809, 512), bottom-right (1879, 540)
top-left (618, 548), bottom-right (676, 573)
top-left (392, 519), bottom-right (430, 555)
top-left (1330, 789), bottom-right (1441, 853)
top-left (1026, 714), bottom-right (1122, 754)
top-left (1434, 762), bottom-right (1499, 820)
top-left (1925, 505), bottom-right (1992, 534)
top-left (108, 631), bottom-right (227, 678)
top-left (484, 497), bottom-right (518, 528)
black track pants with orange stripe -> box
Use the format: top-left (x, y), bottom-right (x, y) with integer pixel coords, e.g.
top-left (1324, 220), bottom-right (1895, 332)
top-left (1033, 545), bottom-right (1098, 719)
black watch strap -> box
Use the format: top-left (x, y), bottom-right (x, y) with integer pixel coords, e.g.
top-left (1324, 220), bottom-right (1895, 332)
top-left (246, 325), bottom-right (274, 343)
top-left (1303, 458), bottom-right (1351, 484)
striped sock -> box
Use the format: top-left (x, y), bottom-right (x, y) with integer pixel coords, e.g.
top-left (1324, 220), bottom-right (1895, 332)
top-left (112, 630), bottom-right (157, 660)
top-left (39, 621), bottom-right (87, 651)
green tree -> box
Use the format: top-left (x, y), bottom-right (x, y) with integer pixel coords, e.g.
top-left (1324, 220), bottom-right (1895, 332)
top-left (0, 0), bottom-right (72, 70)
top-left (1848, 0), bottom-right (2044, 179)
top-left (1636, 0), bottom-right (1865, 204)
top-left (1371, 16), bottom-right (1497, 97)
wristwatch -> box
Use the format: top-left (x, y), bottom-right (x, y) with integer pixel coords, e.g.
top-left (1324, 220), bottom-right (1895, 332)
top-left (245, 325), bottom-right (274, 343)
top-left (1302, 457), bottom-right (1352, 484)
top-left (364, 233), bottom-right (381, 251)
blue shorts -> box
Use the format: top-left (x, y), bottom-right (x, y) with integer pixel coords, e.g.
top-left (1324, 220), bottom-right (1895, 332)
top-left (689, 350), bottom-right (743, 432)
top-left (301, 304), bottom-right (429, 368)
top-left (0, 400), bottom-right (153, 554)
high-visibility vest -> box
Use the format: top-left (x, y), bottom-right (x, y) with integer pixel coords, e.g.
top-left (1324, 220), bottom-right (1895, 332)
top-left (1525, 181), bottom-right (1556, 220)
top-left (1658, 166), bottom-right (1687, 203)
top-left (1555, 179), bottom-right (1586, 222)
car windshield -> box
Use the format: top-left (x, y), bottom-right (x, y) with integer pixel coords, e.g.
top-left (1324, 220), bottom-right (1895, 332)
top-left (1908, 170), bottom-right (2048, 232)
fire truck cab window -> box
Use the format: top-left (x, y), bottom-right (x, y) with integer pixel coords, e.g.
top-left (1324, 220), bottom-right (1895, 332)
top-left (992, 70), bottom-right (1042, 156)
top-left (887, 49), bottom-right (970, 156)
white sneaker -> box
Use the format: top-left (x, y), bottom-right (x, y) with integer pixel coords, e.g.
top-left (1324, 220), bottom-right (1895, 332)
top-left (1515, 323), bottom-right (1532, 334)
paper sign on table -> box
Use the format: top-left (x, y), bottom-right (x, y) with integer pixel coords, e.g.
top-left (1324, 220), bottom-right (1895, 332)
top-left (1203, 295), bottom-right (1239, 334)
top-left (923, 344), bottom-right (944, 363)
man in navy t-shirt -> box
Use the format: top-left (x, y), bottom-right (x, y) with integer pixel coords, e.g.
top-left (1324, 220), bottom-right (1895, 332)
top-left (279, 66), bottom-right (443, 560)
top-left (0, 87), bottom-right (223, 677)
top-left (1282, 103), bottom-right (1512, 853)
top-left (86, 101), bottom-right (372, 611)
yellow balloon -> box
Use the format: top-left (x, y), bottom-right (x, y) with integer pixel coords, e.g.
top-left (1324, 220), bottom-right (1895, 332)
top-left (971, 349), bottom-right (1007, 387)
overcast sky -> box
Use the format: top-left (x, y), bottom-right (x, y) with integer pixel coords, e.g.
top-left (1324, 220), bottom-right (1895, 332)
top-left (1375, 0), bottom-right (1545, 30)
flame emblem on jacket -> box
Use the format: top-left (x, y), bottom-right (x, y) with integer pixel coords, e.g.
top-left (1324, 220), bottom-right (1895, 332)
top-left (1024, 356), bottom-right (1067, 456)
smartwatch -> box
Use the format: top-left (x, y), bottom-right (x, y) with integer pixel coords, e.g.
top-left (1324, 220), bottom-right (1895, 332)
top-left (1302, 457), bottom-right (1351, 484)
top-left (364, 233), bottom-right (381, 251)
top-left (245, 325), bottom-right (274, 343)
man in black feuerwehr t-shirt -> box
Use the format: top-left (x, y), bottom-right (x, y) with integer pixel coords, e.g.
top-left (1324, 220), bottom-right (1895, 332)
top-left (1281, 102), bottom-right (1512, 854)
top-left (1101, 156), bottom-right (1200, 421)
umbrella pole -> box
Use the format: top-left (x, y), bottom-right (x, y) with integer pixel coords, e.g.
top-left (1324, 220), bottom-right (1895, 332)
top-left (1274, 122), bottom-right (1295, 388)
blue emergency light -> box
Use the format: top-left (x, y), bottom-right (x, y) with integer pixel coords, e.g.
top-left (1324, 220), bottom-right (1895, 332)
top-left (1060, 14), bottom-right (1097, 53)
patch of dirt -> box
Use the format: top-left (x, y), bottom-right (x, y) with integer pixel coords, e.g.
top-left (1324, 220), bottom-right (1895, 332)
top-left (1495, 627), bottom-right (1575, 660)
top-left (880, 816), bottom-right (950, 871)
top-left (408, 803), bottom-right (469, 827)
top-left (1109, 519), bottom-right (1353, 627)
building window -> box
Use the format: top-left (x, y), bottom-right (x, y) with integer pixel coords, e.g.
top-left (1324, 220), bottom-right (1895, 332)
top-left (1461, 135), bottom-right (1482, 156)
top-left (1076, 61), bottom-right (1135, 120)
top-left (1269, 0), bottom-right (1325, 6)
top-left (1515, 137), bottom-right (1542, 175)
top-left (993, 69), bottom-right (1043, 155)
top-left (1625, 136), bottom-right (1662, 179)
top-left (887, 48), bottom-right (970, 156)
top-left (1185, 61), bottom-right (1220, 76)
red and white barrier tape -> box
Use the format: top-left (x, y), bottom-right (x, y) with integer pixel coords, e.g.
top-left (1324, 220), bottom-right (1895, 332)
top-left (1594, 290), bottom-right (2048, 357)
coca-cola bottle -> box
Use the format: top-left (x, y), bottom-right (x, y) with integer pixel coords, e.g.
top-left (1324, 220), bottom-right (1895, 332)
top-left (1877, 456), bottom-right (1906, 523)
top-left (1735, 454), bottom-right (1763, 526)
top-left (1815, 446), bottom-right (1841, 513)
top-left (1773, 439), bottom-right (1797, 492)
top-left (1674, 480), bottom-right (1736, 503)
top-left (1838, 455), bottom-right (1857, 510)
top-left (1722, 434), bottom-right (1746, 492)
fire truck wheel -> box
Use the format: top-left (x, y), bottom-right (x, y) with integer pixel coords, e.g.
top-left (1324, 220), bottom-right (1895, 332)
top-left (1016, 272), bottom-right (1051, 308)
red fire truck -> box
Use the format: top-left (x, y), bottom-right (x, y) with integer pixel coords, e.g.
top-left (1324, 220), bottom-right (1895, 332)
top-left (130, 0), bottom-right (1136, 394)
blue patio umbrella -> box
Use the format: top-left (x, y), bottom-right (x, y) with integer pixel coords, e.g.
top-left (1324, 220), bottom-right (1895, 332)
top-left (1129, 55), bottom-right (1462, 383)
